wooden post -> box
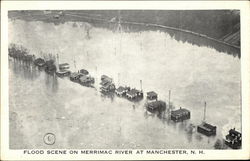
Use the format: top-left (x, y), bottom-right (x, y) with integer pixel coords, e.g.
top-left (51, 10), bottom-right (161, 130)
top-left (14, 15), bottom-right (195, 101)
top-left (86, 29), bottom-right (90, 39)
top-left (140, 80), bottom-right (142, 92)
top-left (57, 53), bottom-right (59, 70)
top-left (74, 57), bottom-right (76, 71)
top-left (169, 90), bottom-right (171, 109)
top-left (203, 101), bottom-right (206, 121)
top-left (118, 73), bottom-right (120, 86)
top-left (95, 66), bottom-right (98, 89)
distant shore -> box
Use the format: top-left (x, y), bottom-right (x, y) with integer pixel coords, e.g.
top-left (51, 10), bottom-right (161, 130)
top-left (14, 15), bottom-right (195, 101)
top-left (8, 10), bottom-right (240, 57)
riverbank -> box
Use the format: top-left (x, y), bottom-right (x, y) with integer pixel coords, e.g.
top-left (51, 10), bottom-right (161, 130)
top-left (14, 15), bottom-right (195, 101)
top-left (8, 10), bottom-right (240, 57)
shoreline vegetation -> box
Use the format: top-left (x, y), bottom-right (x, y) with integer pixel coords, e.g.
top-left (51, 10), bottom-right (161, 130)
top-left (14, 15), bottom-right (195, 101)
top-left (8, 10), bottom-right (240, 58)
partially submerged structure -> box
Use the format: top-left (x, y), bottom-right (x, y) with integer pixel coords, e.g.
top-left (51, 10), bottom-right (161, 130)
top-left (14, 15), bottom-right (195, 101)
top-left (79, 69), bottom-right (89, 75)
top-left (59, 63), bottom-right (70, 70)
top-left (115, 86), bottom-right (130, 97)
top-left (44, 60), bottom-right (57, 74)
top-left (56, 69), bottom-right (71, 77)
top-left (224, 128), bottom-right (242, 149)
top-left (23, 54), bottom-right (35, 63)
top-left (126, 88), bottom-right (143, 101)
top-left (34, 58), bottom-right (46, 67)
top-left (124, 80), bottom-right (143, 101)
top-left (147, 91), bottom-right (158, 101)
top-left (69, 69), bottom-right (94, 87)
top-left (197, 102), bottom-right (217, 136)
top-left (70, 72), bottom-right (83, 82)
top-left (79, 75), bottom-right (95, 87)
top-left (56, 63), bottom-right (71, 77)
top-left (8, 44), bottom-right (28, 60)
top-left (100, 82), bottom-right (116, 93)
top-left (100, 75), bottom-right (115, 93)
top-left (101, 75), bottom-right (112, 82)
top-left (170, 107), bottom-right (191, 122)
top-left (145, 100), bottom-right (166, 114)
top-left (197, 122), bottom-right (216, 136)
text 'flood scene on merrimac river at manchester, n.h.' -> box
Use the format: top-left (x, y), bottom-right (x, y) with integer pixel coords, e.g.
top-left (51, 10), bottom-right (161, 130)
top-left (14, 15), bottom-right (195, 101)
top-left (8, 10), bottom-right (241, 149)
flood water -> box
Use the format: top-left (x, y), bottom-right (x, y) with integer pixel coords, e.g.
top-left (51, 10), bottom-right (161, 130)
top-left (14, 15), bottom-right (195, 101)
top-left (9, 19), bottom-right (241, 149)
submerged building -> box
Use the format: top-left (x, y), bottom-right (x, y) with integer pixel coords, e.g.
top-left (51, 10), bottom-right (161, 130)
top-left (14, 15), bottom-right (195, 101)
top-left (225, 128), bottom-right (242, 149)
top-left (146, 91), bottom-right (158, 101)
top-left (197, 122), bottom-right (216, 136)
top-left (170, 107), bottom-right (190, 122)
top-left (79, 75), bottom-right (95, 86)
top-left (56, 70), bottom-right (71, 77)
top-left (145, 100), bottom-right (166, 114)
top-left (34, 58), bottom-right (46, 67)
top-left (115, 86), bottom-right (130, 97)
top-left (126, 88), bottom-right (143, 100)
top-left (100, 75), bottom-right (115, 93)
top-left (44, 60), bottom-right (57, 74)
top-left (59, 63), bottom-right (70, 70)
top-left (101, 75), bottom-right (112, 82)
top-left (197, 102), bottom-right (217, 136)
top-left (56, 63), bottom-right (71, 77)
top-left (79, 69), bottom-right (89, 75)
top-left (70, 72), bottom-right (83, 82)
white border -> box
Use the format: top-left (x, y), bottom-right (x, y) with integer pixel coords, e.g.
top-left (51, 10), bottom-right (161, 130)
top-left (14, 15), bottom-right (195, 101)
top-left (1, 1), bottom-right (250, 160)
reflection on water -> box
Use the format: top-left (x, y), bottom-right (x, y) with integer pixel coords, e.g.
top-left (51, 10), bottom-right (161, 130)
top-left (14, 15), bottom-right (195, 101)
top-left (11, 59), bottom-right (39, 81)
top-left (73, 20), bottom-right (240, 58)
top-left (164, 29), bottom-right (240, 58)
top-left (10, 59), bottom-right (214, 148)
top-left (45, 73), bottom-right (58, 93)
top-left (9, 20), bottom-right (241, 149)
top-left (122, 23), bottom-right (240, 58)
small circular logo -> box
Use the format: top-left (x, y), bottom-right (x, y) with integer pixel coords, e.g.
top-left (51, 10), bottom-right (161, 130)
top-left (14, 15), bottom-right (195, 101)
top-left (43, 133), bottom-right (56, 145)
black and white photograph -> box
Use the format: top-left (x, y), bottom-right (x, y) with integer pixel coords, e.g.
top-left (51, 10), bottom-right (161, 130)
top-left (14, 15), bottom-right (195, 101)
top-left (1, 1), bottom-right (250, 160)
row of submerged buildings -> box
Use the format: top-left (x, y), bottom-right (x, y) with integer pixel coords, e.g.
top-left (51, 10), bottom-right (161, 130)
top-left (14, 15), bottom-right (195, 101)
top-left (8, 44), bottom-right (242, 149)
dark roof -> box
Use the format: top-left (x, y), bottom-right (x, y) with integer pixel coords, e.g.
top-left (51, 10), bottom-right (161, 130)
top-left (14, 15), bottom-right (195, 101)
top-left (80, 69), bottom-right (89, 75)
top-left (34, 58), bottom-right (45, 64)
top-left (46, 64), bottom-right (56, 70)
top-left (226, 134), bottom-right (236, 141)
top-left (203, 122), bottom-right (216, 129)
top-left (56, 70), bottom-right (70, 74)
top-left (147, 100), bottom-right (166, 109)
top-left (229, 129), bottom-right (241, 136)
top-left (79, 75), bottom-right (93, 82)
top-left (171, 108), bottom-right (190, 116)
top-left (70, 72), bottom-right (82, 78)
top-left (100, 79), bottom-right (110, 86)
top-left (45, 60), bottom-right (55, 65)
top-left (102, 82), bottom-right (113, 88)
top-left (79, 75), bottom-right (87, 81)
top-left (147, 91), bottom-right (157, 97)
top-left (101, 75), bottom-right (112, 82)
top-left (127, 88), bottom-right (140, 96)
top-left (25, 55), bottom-right (33, 58)
top-left (198, 122), bottom-right (216, 130)
top-left (101, 75), bottom-right (109, 79)
top-left (116, 86), bottom-right (126, 92)
top-left (59, 63), bottom-right (69, 66)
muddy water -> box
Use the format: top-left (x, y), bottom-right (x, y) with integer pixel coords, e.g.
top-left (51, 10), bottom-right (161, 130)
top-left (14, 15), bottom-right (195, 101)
top-left (9, 20), bottom-right (241, 149)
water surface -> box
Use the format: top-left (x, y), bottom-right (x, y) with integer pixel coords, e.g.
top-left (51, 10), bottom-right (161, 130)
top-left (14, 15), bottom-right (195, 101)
top-left (9, 20), bottom-right (241, 149)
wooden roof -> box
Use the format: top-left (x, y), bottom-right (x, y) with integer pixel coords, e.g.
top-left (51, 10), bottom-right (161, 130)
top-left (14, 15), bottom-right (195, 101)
top-left (171, 108), bottom-right (190, 116)
top-left (147, 91), bottom-right (157, 97)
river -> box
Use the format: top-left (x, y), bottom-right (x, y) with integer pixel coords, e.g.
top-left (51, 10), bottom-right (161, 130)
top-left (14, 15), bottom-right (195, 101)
top-left (9, 19), bottom-right (241, 149)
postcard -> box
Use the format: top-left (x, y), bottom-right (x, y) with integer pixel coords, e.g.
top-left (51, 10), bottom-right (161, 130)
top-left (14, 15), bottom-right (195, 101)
top-left (1, 1), bottom-right (250, 160)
